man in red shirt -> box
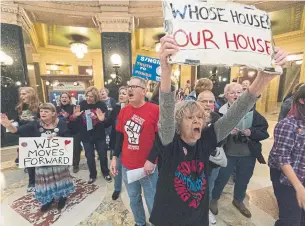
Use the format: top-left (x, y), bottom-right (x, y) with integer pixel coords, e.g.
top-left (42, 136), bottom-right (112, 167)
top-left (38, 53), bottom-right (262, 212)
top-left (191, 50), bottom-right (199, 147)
top-left (111, 76), bottom-right (158, 226)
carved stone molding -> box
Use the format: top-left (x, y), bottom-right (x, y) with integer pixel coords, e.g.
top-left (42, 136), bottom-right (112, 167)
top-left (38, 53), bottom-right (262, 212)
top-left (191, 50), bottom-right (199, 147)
top-left (94, 14), bottom-right (132, 33)
top-left (0, 2), bottom-right (20, 25)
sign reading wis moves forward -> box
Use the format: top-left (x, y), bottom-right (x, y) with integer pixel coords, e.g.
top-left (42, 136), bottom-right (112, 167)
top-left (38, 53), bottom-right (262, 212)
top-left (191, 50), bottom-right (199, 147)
top-left (19, 137), bottom-right (73, 168)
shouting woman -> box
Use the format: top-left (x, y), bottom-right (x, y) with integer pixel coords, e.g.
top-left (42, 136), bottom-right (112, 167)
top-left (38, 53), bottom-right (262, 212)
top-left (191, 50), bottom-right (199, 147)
top-left (148, 35), bottom-right (287, 226)
top-left (57, 92), bottom-right (82, 173)
top-left (1, 103), bottom-right (74, 212)
top-left (14, 87), bottom-right (40, 192)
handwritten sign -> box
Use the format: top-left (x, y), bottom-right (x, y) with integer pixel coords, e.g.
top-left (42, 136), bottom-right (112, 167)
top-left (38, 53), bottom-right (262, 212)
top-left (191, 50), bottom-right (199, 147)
top-left (162, 0), bottom-right (273, 69)
top-left (133, 55), bottom-right (161, 81)
top-left (19, 137), bottom-right (73, 168)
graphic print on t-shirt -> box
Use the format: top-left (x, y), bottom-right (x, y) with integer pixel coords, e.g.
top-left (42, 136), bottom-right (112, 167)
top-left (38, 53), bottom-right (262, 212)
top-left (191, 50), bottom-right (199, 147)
top-left (174, 159), bottom-right (206, 208)
top-left (124, 114), bottom-right (145, 150)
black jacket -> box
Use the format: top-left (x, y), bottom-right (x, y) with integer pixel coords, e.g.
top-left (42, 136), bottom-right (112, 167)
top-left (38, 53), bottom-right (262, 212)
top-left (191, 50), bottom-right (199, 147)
top-left (247, 110), bottom-right (269, 164)
top-left (78, 100), bottom-right (108, 142)
top-left (104, 104), bottom-right (121, 150)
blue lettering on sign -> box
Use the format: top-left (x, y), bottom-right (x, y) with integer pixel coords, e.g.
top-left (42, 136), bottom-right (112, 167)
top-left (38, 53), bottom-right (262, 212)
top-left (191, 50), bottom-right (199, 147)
top-left (133, 55), bottom-right (161, 82)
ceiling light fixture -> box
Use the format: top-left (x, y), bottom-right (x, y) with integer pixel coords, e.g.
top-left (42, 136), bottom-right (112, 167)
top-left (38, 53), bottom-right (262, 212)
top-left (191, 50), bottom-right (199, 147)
top-left (70, 42), bottom-right (88, 59)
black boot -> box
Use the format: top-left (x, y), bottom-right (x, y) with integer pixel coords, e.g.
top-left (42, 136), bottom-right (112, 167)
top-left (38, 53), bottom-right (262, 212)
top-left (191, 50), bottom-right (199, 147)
top-left (57, 197), bottom-right (67, 210)
top-left (40, 199), bottom-right (54, 212)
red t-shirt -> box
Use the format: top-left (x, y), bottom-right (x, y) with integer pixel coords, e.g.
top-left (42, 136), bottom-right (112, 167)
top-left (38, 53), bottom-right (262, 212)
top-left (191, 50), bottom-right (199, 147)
top-left (116, 102), bottom-right (159, 170)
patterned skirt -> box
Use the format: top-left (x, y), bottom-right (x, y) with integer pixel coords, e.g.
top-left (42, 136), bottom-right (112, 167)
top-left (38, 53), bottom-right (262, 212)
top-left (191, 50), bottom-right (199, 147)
top-left (35, 166), bottom-right (75, 205)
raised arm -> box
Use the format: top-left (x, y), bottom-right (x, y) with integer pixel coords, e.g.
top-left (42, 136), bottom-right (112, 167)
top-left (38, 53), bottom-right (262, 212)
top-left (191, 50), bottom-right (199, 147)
top-left (214, 48), bottom-right (287, 142)
top-left (158, 36), bottom-right (178, 145)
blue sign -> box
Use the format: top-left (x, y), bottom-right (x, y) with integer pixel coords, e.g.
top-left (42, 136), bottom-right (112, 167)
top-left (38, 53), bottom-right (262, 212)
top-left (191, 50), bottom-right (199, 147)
top-left (133, 55), bottom-right (161, 82)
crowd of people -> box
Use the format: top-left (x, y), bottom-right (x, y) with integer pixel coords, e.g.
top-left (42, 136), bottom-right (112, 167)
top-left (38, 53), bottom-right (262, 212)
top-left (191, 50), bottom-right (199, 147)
top-left (1, 35), bottom-right (305, 226)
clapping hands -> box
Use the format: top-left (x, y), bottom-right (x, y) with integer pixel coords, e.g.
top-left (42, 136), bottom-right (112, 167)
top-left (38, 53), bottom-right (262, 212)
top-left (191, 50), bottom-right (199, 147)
top-left (96, 108), bottom-right (105, 121)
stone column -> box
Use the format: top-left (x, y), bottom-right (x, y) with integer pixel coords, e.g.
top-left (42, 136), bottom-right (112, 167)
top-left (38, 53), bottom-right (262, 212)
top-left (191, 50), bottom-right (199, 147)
top-left (95, 14), bottom-right (132, 99)
top-left (1, 2), bottom-right (29, 147)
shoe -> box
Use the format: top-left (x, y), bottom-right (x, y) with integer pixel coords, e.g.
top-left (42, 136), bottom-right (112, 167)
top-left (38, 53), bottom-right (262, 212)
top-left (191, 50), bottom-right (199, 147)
top-left (40, 199), bottom-right (54, 212)
top-left (209, 210), bottom-right (216, 224)
top-left (232, 199), bottom-right (252, 218)
top-left (57, 197), bottom-right (67, 210)
top-left (104, 175), bottom-right (112, 183)
top-left (73, 166), bottom-right (79, 173)
top-left (88, 178), bottom-right (96, 184)
top-left (209, 199), bottom-right (218, 215)
top-left (27, 185), bottom-right (35, 193)
top-left (112, 191), bottom-right (120, 200)
top-left (15, 158), bottom-right (19, 165)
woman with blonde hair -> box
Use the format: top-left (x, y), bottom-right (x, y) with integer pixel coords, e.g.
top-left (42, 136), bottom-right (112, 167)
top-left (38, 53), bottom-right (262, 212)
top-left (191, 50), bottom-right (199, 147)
top-left (148, 35), bottom-right (286, 226)
top-left (71, 86), bottom-right (111, 184)
top-left (1, 103), bottom-right (74, 212)
top-left (14, 87), bottom-right (40, 192)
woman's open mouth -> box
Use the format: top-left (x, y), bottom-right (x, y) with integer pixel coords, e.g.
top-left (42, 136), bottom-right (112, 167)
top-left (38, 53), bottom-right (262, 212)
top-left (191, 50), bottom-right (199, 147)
top-left (193, 127), bottom-right (201, 133)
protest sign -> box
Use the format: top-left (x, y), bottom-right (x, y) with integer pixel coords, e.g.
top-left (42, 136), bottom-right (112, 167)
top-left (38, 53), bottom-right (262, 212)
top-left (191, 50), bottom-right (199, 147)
top-left (133, 55), bottom-right (161, 82)
top-left (162, 0), bottom-right (273, 69)
top-left (19, 137), bottom-right (73, 168)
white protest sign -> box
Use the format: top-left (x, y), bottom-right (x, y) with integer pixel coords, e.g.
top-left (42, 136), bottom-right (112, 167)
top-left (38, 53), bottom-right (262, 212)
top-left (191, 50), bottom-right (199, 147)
top-left (19, 137), bottom-right (73, 168)
top-left (162, 0), bottom-right (274, 69)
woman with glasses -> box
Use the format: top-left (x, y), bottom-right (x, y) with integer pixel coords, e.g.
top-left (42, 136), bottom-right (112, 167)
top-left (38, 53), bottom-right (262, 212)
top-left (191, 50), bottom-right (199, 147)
top-left (1, 103), bottom-right (74, 212)
top-left (71, 86), bottom-right (111, 184)
top-left (269, 85), bottom-right (305, 226)
top-left (210, 82), bottom-right (269, 218)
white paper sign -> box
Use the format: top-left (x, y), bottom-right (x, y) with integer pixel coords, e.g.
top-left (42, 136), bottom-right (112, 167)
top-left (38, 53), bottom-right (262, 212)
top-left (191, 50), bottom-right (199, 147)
top-left (162, 0), bottom-right (273, 69)
top-left (127, 167), bottom-right (156, 184)
top-left (19, 137), bottom-right (73, 168)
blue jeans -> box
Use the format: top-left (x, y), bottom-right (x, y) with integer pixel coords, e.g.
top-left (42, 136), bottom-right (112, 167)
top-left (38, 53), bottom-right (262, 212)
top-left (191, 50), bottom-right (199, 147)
top-left (114, 157), bottom-right (122, 192)
top-left (122, 165), bottom-right (158, 226)
top-left (212, 155), bottom-right (256, 201)
top-left (208, 167), bottom-right (220, 200)
top-left (83, 139), bottom-right (109, 179)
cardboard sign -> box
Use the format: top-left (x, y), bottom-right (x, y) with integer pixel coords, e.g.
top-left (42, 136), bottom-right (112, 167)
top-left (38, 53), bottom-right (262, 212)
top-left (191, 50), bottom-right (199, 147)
top-left (162, 0), bottom-right (273, 69)
top-left (133, 55), bottom-right (161, 81)
top-left (19, 137), bottom-right (73, 168)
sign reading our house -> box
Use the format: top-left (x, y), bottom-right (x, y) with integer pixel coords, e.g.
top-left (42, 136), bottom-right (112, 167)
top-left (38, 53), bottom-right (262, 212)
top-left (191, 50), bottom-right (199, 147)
top-left (162, 0), bottom-right (274, 69)
top-left (19, 137), bottom-right (73, 168)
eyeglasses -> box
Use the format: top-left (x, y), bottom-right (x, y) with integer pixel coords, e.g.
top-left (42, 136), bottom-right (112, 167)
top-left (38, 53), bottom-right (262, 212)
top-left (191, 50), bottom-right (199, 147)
top-left (198, 100), bottom-right (215, 104)
top-left (127, 85), bottom-right (145, 90)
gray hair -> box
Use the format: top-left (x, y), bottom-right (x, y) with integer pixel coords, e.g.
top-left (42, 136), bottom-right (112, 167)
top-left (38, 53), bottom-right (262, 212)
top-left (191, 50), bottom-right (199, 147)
top-left (224, 82), bottom-right (242, 94)
top-left (130, 76), bottom-right (147, 89)
top-left (174, 100), bottom-right (205, 134)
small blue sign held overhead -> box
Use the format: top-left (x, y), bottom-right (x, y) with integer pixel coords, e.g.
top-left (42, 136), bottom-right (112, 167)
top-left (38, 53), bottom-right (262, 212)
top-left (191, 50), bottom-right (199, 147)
top-left (133, 55), bottom-right (161, 82)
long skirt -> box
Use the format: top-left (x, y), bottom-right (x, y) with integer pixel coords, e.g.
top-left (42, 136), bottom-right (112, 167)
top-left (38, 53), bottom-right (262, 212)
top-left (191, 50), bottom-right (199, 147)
top-left (35, 166), bottom-right (74, 205)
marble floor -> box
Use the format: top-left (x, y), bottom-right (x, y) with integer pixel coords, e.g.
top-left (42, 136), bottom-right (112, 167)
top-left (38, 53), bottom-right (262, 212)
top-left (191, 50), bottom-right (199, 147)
top-left (1, 118), bottom-right (280, 226)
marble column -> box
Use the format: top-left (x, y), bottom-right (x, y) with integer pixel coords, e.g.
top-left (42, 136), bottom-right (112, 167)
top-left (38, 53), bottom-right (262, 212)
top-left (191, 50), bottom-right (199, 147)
top-left (96, 15), bottom-right (132, 99)
top-left (1, 3), bottom-right (28, 147)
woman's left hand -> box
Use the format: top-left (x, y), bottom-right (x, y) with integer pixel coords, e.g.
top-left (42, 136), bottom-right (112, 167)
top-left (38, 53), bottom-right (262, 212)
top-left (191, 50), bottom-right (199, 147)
top-left (96, 108), bottom-right (105, 121)
top-left (144, 160), bottom-right (155, 175)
